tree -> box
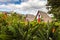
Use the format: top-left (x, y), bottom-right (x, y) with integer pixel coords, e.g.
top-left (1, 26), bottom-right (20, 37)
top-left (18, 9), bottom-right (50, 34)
top-left (47, 0), bottom-right (60, 20)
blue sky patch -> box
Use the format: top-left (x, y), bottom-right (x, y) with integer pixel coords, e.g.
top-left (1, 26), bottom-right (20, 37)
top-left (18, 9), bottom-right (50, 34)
top-left (0, 0), bottom-right (21, 4)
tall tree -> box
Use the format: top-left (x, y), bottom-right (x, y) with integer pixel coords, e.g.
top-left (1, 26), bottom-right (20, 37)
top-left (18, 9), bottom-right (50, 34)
top-left (47, 0), bottom-right (60, 20)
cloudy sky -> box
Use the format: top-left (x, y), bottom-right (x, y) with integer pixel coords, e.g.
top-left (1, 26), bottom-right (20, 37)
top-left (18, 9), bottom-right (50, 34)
top-left (0, 0), bottom-right (48, 15)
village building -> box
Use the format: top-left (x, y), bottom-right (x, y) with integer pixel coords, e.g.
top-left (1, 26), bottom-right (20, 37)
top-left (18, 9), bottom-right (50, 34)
top-left (25, 11), bottom-right (52, 22)
top-left (36, 11), bottom-right (52, 22)
top-left (25, 14), bottom-right (35, 22)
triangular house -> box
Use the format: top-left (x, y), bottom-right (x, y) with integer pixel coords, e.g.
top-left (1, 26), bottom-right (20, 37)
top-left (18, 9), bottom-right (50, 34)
top-left (25, 14), bottom-right (35, 21)
top-left (36, 11), bottom-right (52, 22)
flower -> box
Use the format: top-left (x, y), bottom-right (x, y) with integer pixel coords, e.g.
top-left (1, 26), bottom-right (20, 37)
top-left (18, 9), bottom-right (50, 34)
top-left (52, 27), bottom-right (55, 33)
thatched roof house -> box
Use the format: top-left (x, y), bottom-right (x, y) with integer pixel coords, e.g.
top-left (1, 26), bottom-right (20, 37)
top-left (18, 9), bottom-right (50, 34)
top-left (25, 11), bottom-right (52, 22)
top-left (36, 11), bottom-right (52, 22)
top-left (25, 14), bottom-right (35, 21)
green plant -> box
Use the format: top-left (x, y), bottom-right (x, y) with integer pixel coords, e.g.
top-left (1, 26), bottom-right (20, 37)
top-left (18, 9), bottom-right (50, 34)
top-left (0, 13), bottom-right (60, 40)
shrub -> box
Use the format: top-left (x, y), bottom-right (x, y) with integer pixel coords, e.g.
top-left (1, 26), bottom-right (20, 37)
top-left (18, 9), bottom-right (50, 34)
top-left (0, 14), bottom-right (60, 40)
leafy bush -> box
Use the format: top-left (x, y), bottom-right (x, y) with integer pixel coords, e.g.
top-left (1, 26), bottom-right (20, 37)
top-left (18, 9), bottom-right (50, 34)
top-left (0, 13), bottom-right (60, 40)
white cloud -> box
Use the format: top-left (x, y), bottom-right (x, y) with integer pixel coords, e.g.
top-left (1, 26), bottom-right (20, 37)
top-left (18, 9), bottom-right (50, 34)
top-left (21, 0), bottom-right (28, 2)
top-left (0, 0), bottom-right (47, 15)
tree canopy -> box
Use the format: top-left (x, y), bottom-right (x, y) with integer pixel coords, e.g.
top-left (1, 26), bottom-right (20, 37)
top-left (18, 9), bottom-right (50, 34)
top-left (47, 0), bottom-right (60, 20)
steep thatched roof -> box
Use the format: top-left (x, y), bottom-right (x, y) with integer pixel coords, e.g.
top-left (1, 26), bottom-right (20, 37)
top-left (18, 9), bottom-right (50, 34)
top-left (36, 11), bottom-right (52, 22)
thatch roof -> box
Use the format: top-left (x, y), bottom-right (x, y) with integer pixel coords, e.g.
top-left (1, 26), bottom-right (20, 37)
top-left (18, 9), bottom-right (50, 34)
top-left (36, 11), bottom-right (52, 22)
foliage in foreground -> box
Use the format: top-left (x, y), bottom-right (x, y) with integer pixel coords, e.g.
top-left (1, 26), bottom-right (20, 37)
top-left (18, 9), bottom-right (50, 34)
top-left (0, 13), bottom-right (60, 40)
